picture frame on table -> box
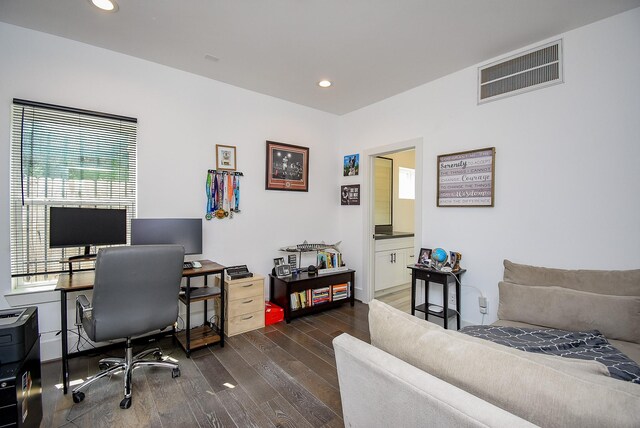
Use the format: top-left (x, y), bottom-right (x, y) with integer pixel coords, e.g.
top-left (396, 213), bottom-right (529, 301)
top-left (417, 248), bottom-right (432, 266)
top-left (266, 141), bottom-right (309, 191)
top-left (216, 144), bottom-right (237, 171)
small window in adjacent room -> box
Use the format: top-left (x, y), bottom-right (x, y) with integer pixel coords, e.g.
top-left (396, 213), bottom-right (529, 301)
top-left (9, 99), bottom-right (138, 288)
top-left (398, 167), bottom-right (415, 200)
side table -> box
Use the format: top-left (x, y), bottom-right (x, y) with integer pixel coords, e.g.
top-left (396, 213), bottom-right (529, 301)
top-left (407, 266), bottom-right (466, 330)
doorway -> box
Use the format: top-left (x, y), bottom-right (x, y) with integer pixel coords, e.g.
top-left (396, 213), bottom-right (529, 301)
top-left (362, 138), bottom-right (423, 310)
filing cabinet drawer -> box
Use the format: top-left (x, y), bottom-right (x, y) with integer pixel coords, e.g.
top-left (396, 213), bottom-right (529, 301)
top-left (226, 310), bottom-right (264, 337)
top-left (227, 295), bottom-right (263, 318)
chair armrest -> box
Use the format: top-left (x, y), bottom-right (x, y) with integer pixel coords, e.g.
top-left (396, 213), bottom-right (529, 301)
top-left (76, 295), bottom-right (92, 323)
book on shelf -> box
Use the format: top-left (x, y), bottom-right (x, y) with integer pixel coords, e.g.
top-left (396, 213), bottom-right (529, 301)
top-left (289, 283), bottom-right (351, 311)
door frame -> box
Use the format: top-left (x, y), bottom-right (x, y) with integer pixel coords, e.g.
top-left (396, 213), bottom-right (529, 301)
top-left (361, 137), bottom-right (424, 303)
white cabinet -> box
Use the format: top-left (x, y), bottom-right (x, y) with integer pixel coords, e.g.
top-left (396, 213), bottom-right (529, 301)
top-left (374, 237), bottom-right (414, 292)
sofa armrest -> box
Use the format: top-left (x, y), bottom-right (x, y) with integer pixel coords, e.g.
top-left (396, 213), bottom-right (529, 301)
top-left (333, 333), bottom-right (535, 428)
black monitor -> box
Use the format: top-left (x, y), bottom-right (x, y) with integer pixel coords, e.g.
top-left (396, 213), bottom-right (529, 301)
top-left (50, 207), bottom-right (127, 257)
top-left (131, 218), bottom-right (202, 255)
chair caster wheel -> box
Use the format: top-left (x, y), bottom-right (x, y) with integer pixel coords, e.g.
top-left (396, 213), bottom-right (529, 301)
top-left (120, 397), bottom-right (132, 409)
top-left (98, 362), bottom-right (110, 371)
top-left (72, 391), bottom-right (85, 403)
top-left (172, 367), bottom-right (181, 378)
top-left (153, 351), bottom-right (163, 361)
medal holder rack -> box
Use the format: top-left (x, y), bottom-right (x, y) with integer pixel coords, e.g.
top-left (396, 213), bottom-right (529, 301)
top-left (206, 170), bottom-right (244, 220)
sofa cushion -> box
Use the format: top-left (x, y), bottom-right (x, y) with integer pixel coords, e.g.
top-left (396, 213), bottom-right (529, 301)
top-left (369, 299), bottom-right (640, 428)
top-left (503, 259), bottom-right (640, 296)
top-left (498, 281), bottom-right (640, 343)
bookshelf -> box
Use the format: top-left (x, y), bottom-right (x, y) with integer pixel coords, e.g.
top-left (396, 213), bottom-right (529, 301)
top-left (269, 269), bottom-right (355, 323)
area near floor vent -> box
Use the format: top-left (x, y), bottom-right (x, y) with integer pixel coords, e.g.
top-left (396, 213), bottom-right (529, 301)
top-left (478, 39), bottom-right (563, 103)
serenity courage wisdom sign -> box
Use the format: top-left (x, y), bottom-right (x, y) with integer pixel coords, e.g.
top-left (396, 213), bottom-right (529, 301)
top-left (437, 147), bottom-right (495, 207)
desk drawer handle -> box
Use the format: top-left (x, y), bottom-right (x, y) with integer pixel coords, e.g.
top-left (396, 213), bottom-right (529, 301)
top-left (241, 315), bottom-right (254, 321)
top-left (242, 284), bottom-right (253, 288)
top-left (242, 299), bottom-right (254, 304)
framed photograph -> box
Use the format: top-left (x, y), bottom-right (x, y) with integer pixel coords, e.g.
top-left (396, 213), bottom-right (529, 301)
top-left (266, 141), bottom-right (309, 191)
top-left (273, 257), bottom-right (285, 267)
top-left (437, 147), bottom-right (495, 207)
top-left (343, 154), bottom-right (359, 176)
top-left (275, 264), bottom-right (292, 277)
top-left (417, 248), bottom-right (432, 266)
top-left (216, 144), bottom-right (237, 171)
top-left (341, 184), bottom-right (360, 205)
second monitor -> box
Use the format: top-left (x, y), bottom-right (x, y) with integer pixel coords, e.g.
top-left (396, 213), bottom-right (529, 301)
top-left (131, 218), bottom-right (202, 256)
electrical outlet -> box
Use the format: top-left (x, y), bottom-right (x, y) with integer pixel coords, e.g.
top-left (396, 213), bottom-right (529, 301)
top-left (449, 292), bottom-right (456, 307)
top-left (478, 296), bottom-right (488, 314)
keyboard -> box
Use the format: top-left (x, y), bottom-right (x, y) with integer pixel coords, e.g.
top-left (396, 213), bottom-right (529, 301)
top-left (183, 262), bottom-right (193, 269)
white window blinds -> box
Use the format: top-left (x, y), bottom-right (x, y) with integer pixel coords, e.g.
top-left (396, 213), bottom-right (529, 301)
top-left (10, 99), bottom-right (137, 278)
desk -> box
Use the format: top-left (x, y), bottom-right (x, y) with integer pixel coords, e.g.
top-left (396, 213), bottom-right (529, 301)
top-left (407, 266), bottom-right (466, 330)
top-left (55, 259), bottom-right (225, 394)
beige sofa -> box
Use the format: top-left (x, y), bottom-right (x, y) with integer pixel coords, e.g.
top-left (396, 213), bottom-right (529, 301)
top-left (334, 261), bottom-right (640, 427)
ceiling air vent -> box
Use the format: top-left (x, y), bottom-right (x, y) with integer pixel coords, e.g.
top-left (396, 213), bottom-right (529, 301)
top-left (478, 39), bottom-right (563, 103)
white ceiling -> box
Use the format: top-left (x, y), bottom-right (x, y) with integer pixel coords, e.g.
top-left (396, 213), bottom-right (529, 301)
top-left (1, 0), bottom-right (639, 115)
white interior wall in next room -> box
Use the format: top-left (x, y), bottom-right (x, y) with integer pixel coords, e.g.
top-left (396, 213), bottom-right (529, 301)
top-left (337, 8), bottom-right (640, 325)
top-left (0, 22), bottom-right (340, 359)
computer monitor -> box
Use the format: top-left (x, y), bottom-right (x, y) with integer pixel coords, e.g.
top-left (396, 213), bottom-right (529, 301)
top-left (49, 207), bottom-right (127, 257)
top-left (131, 218), bottom-right (203, 255)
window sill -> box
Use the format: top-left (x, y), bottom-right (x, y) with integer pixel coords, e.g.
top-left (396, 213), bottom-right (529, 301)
top-left (5, 283), bottom-right (59, 306)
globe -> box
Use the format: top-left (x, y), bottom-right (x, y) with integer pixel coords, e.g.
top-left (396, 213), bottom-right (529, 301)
top-left (432, 248), bottom-right (448, 263)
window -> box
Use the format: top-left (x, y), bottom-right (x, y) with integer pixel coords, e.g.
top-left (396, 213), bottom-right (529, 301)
top-left (398, 167), bottom-right (415, 200)
top-left (10, 99), bottom-right (137, 284)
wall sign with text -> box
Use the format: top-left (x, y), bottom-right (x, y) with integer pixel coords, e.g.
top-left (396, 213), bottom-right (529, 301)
top-left (341, 184), bottom-right (360, 205)
top-left (437, 147), bottom-right (495, 207)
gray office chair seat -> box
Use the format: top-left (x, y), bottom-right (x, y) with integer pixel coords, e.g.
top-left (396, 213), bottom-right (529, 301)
top-left (71, 245), bottom-right (185, 409)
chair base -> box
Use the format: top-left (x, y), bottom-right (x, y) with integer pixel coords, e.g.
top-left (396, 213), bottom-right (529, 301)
top-left (72, 338), bottom-right (180, 409)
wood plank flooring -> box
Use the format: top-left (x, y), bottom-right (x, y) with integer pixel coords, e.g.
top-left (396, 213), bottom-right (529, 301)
top-left (39, 302), bottom-right (370, 428)
top-left (376, 286), bottom-right (411, 313)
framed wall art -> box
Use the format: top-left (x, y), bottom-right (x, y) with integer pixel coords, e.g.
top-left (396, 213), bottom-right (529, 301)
top-left (437, 147), bottom-right (495, 207)
top-left (216, 144), bottom-right (237, 171)
top-left (266, 141), bottom-right (309, 191)
top-left (343, 154), bottom-right (359, 176)
top-left (341, 184), bottom-right (360, 205)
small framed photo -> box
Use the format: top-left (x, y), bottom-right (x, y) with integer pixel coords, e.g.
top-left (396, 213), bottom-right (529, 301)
top-left (275, 264), bottom-right (292, 277)
top-left (216, 144), bottom-right (237, 171)
top-left (273, 257), bottom-right (285, 267)
top-left (417, 248), bottom-right (432, 266)
top-left (266, 141), bottom-right (309, 192)
top-left (343, 154), bottom-right (359, 176)
top-left (341, 184), bottom-right (360, 205)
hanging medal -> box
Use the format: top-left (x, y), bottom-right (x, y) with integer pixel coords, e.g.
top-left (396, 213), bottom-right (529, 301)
top-left (205, 171), bottom-right (213, 220)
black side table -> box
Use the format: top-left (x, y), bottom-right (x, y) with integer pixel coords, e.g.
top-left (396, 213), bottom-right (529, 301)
top-left (407, 266), bottom-right (466, 330)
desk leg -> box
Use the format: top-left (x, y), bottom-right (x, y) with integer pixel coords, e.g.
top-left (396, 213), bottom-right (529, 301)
top-left (350, 272), bottom-right (355, 307)
top-left (185, 277), bottom-right (191, 358)
top-left (455, 275), bottom-right (461, 330)
top-left (410, 273), bottom-right (416, 316)
top-left (443, 280), bottom-right (449, 330)
top-left (203, 275), bottom-right (208, 326)
top-left (61, 290), bottom-right (69, 394)
top-left (219, 271), bottom-right (225, 347)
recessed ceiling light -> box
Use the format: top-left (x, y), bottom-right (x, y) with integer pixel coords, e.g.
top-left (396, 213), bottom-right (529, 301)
top-left (318, 80), bottom-right (332, 88)
top-left (90, 0), bottom-right (119, 12)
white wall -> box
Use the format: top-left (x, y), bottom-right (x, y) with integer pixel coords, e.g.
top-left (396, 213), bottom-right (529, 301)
top-left (338, 8), bottom-right (640, 325)
top-left (0, 23), bottom-right (340, 359)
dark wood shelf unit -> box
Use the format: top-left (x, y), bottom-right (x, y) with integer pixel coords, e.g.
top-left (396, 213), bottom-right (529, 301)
top-left (408, 266), bottom-right (466, 330)
top-left (270, 269), bottom-right (355, 323)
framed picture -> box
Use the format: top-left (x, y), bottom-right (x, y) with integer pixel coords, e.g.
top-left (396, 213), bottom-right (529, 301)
top-left (417, 248), bottom-right (432, 266)
top-left (341, 184), bottom-right (360, 205)
top-left (273, 257), bottom-right (285, 267)
top-left (216, 144), bottom-right (237, 171)
top-left (266, 141), bottom-right (309, 191)
top-left (275, 264), bottom-right (292, 277)
top-left (343, 154), bottom-right (359, 176)
top-left (437, 147), bottom-right (495, 207)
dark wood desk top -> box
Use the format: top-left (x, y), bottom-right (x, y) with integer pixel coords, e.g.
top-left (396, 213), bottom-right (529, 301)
top-left (56, 259), bottom-right (225, 291)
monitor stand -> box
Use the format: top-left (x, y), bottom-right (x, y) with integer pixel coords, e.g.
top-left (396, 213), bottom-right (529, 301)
top-left (68, 246), bottom-right (96, 261)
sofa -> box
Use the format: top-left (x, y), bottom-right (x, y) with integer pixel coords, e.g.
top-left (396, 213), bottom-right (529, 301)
top-left (334, 261), bottom-right (640, 427)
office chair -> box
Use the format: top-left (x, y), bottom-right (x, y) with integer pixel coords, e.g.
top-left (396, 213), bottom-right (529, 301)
top-left (72, 245), bottom-right (185, 409)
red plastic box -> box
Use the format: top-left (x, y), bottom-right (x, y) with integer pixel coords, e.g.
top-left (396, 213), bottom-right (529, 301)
top-left (265, 301), bottom-right (284, 325)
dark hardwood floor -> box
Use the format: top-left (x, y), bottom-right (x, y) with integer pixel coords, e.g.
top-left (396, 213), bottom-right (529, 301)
top-left (40, 302), bottom-right (370, 428)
